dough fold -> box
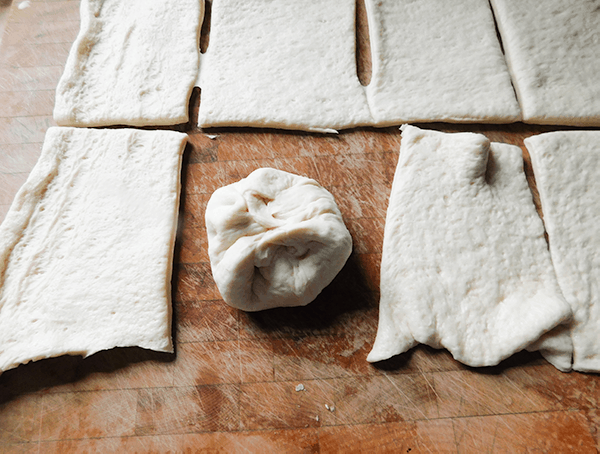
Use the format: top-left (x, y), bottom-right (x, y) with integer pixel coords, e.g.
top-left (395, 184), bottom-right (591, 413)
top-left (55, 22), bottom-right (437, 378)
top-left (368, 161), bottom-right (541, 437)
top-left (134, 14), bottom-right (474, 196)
top-left (368, 125), bottom-right (571, 367)
top-left (205, 168), bottom-right (352, 311)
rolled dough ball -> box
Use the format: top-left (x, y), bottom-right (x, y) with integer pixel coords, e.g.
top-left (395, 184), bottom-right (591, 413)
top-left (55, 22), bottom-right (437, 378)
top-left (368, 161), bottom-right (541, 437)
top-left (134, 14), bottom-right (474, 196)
top-left (205, 168), bottom-right (352, 311)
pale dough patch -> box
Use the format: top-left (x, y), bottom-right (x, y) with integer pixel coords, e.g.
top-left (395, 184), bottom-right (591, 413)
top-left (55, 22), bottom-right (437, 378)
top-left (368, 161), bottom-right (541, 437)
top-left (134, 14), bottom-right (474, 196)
top-left (368, 125), bottom-right (571, 367)
top-left (0, 127), bottom-right (187, 373)
top-left (198, 0), bottom-right (372, 133)
top-left (491, 0), bottom-right (600, 126)
top-left (54, 0), bottom-right (202, 127)
top-left (525, 131), bottom-right (600, 372)
top-left (364, 0), bottom-right (521, 125)
top-left (205, 168), bottom-right (352, 312)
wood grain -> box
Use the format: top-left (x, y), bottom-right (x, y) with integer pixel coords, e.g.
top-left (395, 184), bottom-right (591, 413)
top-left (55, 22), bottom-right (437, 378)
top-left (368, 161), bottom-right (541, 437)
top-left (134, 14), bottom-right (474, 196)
top-left (0, 1), bottom-right (599, 452)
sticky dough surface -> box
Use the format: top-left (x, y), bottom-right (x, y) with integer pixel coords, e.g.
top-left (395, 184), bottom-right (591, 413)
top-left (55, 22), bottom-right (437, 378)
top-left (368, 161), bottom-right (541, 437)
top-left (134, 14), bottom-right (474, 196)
top-left (54, 0), bottom-right (202, 127)
top-left (198, 0), bottom-right (372, 133)
top-left (205, 168), bottom-right (352, 311)
top-left (525, 131), bottom-right (600, 372)
top-left (368, 125), bottom-right (571, 367)
top-left (364, 0), bottom-right (521, 125)
top-left (491, 0), bottom-right (600, 126)
top-left (0, 127), bottom-right (186, 373)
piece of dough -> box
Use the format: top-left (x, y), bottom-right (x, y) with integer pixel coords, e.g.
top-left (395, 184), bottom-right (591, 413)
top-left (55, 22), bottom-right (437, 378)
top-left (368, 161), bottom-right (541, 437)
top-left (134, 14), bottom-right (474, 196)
top-left (205, 168), bottom-right (352, 311)
top-left (525, 131), bottom-right (600, 372)
top-left (0, 127), bottom-right (187, 373)
top-left (490, 0), bottom-right (600, 126)
top-left (54, 0), bottom-right (202, 127)
top-left (367, 125), bottom-right (571, 367)
top-left (198, 0), bottom-right (372, 133)
top-left (364, 0), bottom-right (521, 125)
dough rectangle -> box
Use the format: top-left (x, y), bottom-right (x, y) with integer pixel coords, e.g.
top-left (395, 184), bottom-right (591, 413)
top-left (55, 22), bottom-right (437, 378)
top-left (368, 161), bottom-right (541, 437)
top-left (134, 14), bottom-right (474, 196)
top-left (365, 0), bottom-right (521, 125)
top-left (0, 127), bottom-right (187, 373)
top-left (525, 130), bottom-right (600, 372)
top-left (491, 0), bottom-right (600, 126)
top-left (54, 0), bottom-right (202, 127)
top-left (198, 0), bottom-right (372, 132)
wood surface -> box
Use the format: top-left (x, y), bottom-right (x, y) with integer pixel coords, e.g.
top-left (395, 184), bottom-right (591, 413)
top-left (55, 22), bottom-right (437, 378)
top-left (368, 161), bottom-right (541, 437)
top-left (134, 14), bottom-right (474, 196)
top-left (0, 1), bottom-right (599, 452)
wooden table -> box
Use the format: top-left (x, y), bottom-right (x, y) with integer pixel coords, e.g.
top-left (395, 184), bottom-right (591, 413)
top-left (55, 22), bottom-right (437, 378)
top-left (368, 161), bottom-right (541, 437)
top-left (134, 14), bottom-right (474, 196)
top-left (1, 1), bottom-right (598, 452)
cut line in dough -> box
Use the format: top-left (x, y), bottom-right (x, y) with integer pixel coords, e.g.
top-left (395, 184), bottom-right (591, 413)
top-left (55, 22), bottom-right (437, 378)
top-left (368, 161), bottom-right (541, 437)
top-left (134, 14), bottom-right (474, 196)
top-left (0, 127), bottom-right (187, 374)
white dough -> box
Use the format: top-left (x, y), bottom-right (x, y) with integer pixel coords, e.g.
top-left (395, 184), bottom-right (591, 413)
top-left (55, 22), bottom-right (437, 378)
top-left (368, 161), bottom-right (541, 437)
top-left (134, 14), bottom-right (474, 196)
top-left (54, 0), bottom-right (202, 127)
top-left (364, 0), bottom-right (521, 125)
top-left (198, 0), bottom-right (372, 133)
top-left (368, 125), bottom-right (571, 367)
top-left (205, 168), bottom-right (352, 311)
top-left (490, 0), bottom-right (600, 126)
top-left (525, 131), bottom-right (600, 372)
top-left (0, 127), bottom-right (187, 373)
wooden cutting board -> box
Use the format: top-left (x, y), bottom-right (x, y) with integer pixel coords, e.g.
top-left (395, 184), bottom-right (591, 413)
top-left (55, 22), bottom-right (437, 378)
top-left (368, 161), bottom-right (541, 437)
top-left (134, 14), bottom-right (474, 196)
top-left (0, 1), bottom-right (598, 452)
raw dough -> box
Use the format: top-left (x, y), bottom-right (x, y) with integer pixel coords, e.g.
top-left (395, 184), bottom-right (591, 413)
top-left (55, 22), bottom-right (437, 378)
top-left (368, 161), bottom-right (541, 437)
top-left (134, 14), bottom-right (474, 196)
top-left (0, 127), bottom-right (187, 373)
top-left (54, 0), bottom-right (202, 127)
top-left (367, 125), bottom-right (571, 367)
top-left (198, 0), bottom-right (372, 133)
top-left (364, 0), bottom-right (521, 125)
top-left (490, 0), bottom-right (600, 126)
top-left (525, 131), bottom-right (600, 372)
top-left (205, 168), bottom-right (352, 311)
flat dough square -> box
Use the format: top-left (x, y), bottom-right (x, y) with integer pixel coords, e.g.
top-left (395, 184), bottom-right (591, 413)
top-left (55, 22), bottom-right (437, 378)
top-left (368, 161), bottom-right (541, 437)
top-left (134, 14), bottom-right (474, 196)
top-left (198, 0), bottom-right (372, 132)
top-left (0, 127), bottom-right (187, 373)
top-left (525, 131), bottom-right (600, 372)
top-left (368, 125), bottom-right (570, 367)
top-left (491, 0), bottom-right (600, 126)
top-left (54, 0), bottom-right (202, 127)
top-left (364, 0), bottom-right (521, 125)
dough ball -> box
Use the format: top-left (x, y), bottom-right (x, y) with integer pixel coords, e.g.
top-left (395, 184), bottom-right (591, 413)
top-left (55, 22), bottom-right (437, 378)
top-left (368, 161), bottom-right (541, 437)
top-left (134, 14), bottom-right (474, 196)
top-left (205, 168), bottom-right (352, 311)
